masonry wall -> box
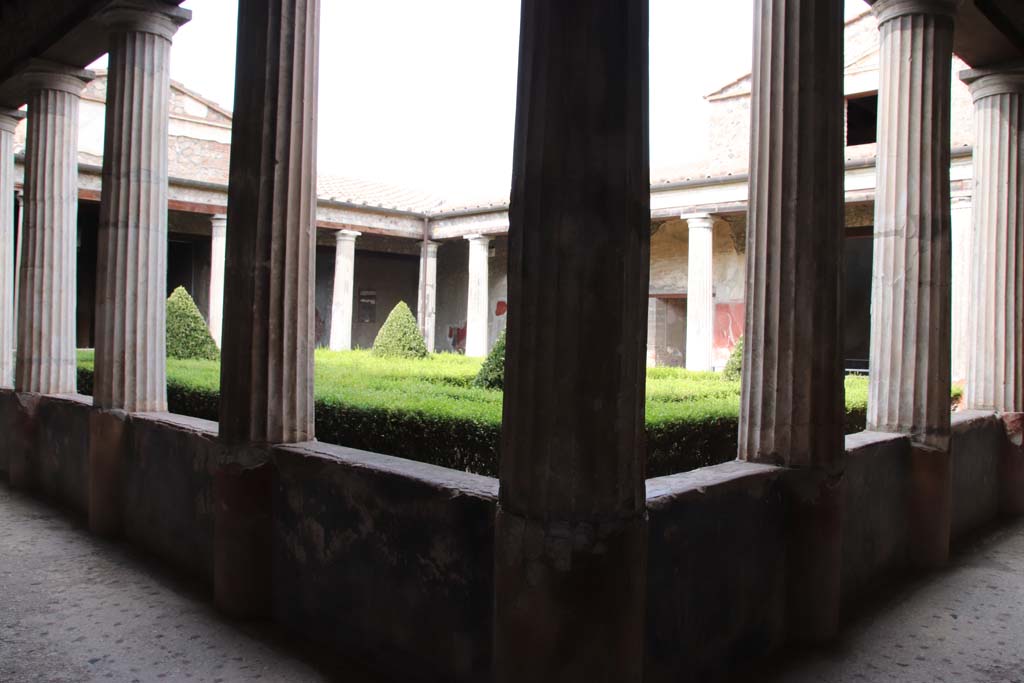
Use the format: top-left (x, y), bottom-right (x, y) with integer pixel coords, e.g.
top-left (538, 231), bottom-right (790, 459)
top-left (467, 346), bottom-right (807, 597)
top-left (314, 245), bottom-right (334, 346)
top-left (350, 251), bottom-right (420, 350)
top-left (272, 442), bottom-right (498, 682)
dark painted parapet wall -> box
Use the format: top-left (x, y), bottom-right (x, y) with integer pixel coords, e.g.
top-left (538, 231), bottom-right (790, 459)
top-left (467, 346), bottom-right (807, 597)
top-left (272, 442), bottom-right (498, 682)
top-left (645, 462), bottom-right (786, 683)
top-left (0, 388), bottom-right (1015, 682)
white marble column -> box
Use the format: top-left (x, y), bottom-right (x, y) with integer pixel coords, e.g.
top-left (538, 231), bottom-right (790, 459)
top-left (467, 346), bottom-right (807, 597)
top-left (867, 0), bottom-right (956, 447)
top-left (0, 110), bottom-right (23, 389)
top-left (417, 240), bottom-right (438, 352)
top-left (93, 1), bottom-right (189, 412)
top-left (949, 193), bottom-right (972, 385)
top-left (684, 213), bottom-right (714, 371)
top-left (464, 234), bottom-right (490, 357)
top-left (647, 297), bottom-right (666, 367)
top-left (208, 214), bottom-right (226, 347)
top-left (16, 62), bottom-right (93, 395)
top-left (219, 0), bottom-right (319, 445)
top-left (329, 229), bottom-right (359, 351)
top-left (962, 66), bottom-right (1024, 412)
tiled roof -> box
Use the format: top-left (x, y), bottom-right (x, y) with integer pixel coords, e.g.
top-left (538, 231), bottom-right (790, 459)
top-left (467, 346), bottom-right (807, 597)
top-left (316, 175), bottom-right (444, 214)
top-left (317, 174), bottom-right (510, 216)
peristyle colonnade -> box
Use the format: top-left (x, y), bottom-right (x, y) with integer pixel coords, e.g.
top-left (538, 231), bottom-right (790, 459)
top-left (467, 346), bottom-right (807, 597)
top-left (0, 0), bottom-right (1022, 680)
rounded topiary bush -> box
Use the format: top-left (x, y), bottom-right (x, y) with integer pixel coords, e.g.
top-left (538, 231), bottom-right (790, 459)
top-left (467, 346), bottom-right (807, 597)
top-left (473, 328), bottom-right (506, 390)
top-left (372, 301), bottom-right (428, 359)
top-left (167, 286), bottom-right (220, 360)
top-left (722, 336), bottom-right (743, 380)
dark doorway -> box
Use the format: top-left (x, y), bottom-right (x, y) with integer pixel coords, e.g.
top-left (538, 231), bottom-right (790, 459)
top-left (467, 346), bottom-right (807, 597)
top-left (846, 93), bottom-right (878, 146)
top-left (843, 231), bottom-right (873, 372)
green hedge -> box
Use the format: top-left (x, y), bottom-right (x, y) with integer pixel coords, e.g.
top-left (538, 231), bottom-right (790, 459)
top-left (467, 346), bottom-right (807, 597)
top-left (74, 350), bottom-right (953, 478)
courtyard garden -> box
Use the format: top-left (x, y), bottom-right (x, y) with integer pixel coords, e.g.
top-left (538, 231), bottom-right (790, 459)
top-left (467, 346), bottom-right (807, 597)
top-left (73, 292), bottom-right (959, 477)
top-left (75, 347), bottom-right (884, 477)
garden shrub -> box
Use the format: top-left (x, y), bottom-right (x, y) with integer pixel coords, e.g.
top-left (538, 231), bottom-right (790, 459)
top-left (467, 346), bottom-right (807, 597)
top-left (473, 329), bottom-right (506, 390)
top-left (372, 301), bottom-right (427, 359)
top-left (166, 286), bottom-right (219, 360)
top-left (722, 336), bottom-right (743, 380)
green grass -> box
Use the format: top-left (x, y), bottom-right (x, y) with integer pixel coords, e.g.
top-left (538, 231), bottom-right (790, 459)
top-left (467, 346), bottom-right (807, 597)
top-left (74, 349), bottom-right (946, 477)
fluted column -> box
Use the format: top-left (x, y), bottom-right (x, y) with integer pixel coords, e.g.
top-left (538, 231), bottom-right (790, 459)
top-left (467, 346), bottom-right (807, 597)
top-left (684, 214), bottom-right (714, 371)
top-left (464, 234), bottom-right (489, 356)
top-left (219, 0), bottom-right (319, 445)
top-left (16, 62), bottom-right (93, 395)
top-left (495, 1), bottom-right (649, 679)
top-left (740, 0), bottom-right (845, 641)
top-left (328, 229), bottom-right (359, 351)
top-left (417, 240), bottom-right (438, 352)
top-left (93, 1), bottom-right (190, 412)
top-left (208, 214), bottom-right (226, 346)
top-left (0, 110), bottom-right (23, 388)
top-left (867, 0), bottom-right (956, 447)
top-left (13, 192), bottom-right (23, 337)
top-left (962, 67), bottom-right (1024, 412)
top-left (949, 192), bottom-right (972, 385)
top-left (740, 0), bottom-right (844, 470)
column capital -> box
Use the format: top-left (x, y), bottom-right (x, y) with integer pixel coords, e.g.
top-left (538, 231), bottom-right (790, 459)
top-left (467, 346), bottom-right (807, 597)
top-left (871, 0), bottom-right (959, 26)
top-left (334, 229), bottom-right (361, 243)
top-left (465, 233), bottom-right (491, 244)
top-left (21, 60), bottom-right (93, 95)
top-left (682, 213), bottom-right (714, 230)
top-left (421, 240), bottom-right (439, 255)
top-left (960, 64), bottom-right (1024, 102)
top-left (99, 0), bottom-right (191, 41)
top-left (210, 213), bottom-right (227, 233)
top-left (0, 109), bottom-right (24, 133)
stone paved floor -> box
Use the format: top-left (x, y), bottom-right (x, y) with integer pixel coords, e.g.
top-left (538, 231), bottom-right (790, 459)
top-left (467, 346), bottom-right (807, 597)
top-left (4, 482), bottom-right (1024, 683)
top-left (764, 518), bottom-right (1024, 683)
top-left (0, 484), bottom-right (376, 683)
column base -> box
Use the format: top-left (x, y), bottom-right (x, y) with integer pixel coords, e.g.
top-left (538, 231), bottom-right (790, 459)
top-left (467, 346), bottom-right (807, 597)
top-left (1000, 413), bottom-right (1024, 516)
top-left (9, 392), bottom-right (41, 490)
top-left (908, 443), bottom-right (952, 569)
top-left (213, 461), bottom-right (273, 619)
top-left (88, 409), bottom-right (128, 536)
top-left (493, 507), bottom-right (647, 683)
top-left (782, 470), bottom-right (844, 643)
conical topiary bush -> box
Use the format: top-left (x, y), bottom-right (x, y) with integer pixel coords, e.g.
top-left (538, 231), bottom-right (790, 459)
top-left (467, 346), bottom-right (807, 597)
top-left (166, 286), bottom-right (220, 360)
top-left (371, 301), bottom-right (428, 359)
top-left (473, 328), bottom-right (505, 390)
top-left (722, 336), bottom-right (743, 380)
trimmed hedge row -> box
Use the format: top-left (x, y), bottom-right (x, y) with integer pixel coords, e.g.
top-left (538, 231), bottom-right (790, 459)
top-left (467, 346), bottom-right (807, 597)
top-left (77, 364), bottom-right (499, 474)
top-left (75, 363), bottom-right (874, 478)
top-left (646, 406), bottom-right (868, 475)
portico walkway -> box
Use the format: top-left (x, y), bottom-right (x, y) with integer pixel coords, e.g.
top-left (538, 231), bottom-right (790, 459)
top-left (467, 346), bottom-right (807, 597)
top-left (765, 519), bottom-right (1024, 683)
top-left (2, 479), bottom-right (1023, 682)
top-left (0, 484), bottom-right (376, 683)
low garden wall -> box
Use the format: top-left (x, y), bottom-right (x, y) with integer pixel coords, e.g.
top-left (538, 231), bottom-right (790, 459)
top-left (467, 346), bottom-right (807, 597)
top-left (0, 386), bottom-right (1012, 683)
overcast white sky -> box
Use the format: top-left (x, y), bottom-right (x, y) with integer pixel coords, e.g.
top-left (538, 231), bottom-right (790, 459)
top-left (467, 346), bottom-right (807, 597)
top-left (97, 0), bottom-right (871, 199)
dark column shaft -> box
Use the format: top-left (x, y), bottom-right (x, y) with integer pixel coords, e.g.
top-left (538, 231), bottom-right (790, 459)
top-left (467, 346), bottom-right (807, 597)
top-left (495, 1), bottom-right (650, 680)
